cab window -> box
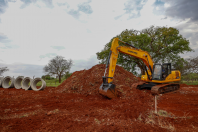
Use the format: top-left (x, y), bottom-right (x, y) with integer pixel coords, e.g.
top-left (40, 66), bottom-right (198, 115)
top-left (153, 65), bottom-right (162, 80)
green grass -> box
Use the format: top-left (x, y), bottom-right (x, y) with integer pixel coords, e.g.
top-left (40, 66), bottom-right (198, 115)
top-left (36, 78), bottom-right (66, 87)
top-left (181, 81), bottom-right (198, 85)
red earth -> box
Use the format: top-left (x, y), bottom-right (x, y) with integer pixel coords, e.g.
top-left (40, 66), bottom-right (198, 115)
top-left (0, 64), bottom-right (198, 132)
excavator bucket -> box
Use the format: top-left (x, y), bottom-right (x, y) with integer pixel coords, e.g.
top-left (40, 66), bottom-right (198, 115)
top-left (99, 77), bottom-right (117, 98)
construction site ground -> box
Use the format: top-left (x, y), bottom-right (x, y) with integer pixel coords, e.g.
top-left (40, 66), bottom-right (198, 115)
top-left (0, 64), bottom-right (198, 132)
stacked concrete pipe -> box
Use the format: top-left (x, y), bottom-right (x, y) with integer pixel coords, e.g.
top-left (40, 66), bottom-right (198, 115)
top-left (22, 77), bottom-right (32, 90)
top-left (0, 77), bottom-right (4, 87)
top-left (31, 78), bottom-right (46, 91)
top-left (1, 76), bottom-right (46, 91)
top-left (2, 76), bottom-right (15, 88)
top-left (14, 76), bottom-right (24, 89)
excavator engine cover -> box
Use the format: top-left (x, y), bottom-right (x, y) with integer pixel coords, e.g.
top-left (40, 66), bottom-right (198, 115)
top-left (99, 77), bottom-right (117, 98)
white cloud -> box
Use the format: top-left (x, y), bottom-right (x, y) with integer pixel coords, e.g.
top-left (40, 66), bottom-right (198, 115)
top-left (164, 3), bottom-right (170, 8)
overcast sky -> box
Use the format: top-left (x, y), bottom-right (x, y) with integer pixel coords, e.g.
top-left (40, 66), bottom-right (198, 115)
top-left (0, 0), bottom-right (197, 78)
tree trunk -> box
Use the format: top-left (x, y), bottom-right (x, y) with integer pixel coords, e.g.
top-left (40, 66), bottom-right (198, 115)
top-left (59, 75), bottom-right (61, 83)
top-left (141, 68), bottom-right (145, 75)
top-left (138, 65), bottom-right (145, 76)
top-left (137, 62), bottom-right (145, 76)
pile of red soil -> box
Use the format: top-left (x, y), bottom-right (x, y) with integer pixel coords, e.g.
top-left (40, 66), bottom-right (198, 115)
top-left (55, 64), bottom-right (141, 97)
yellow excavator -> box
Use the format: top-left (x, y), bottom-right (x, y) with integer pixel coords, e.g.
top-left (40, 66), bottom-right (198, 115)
top-left (99, 38), bottom-right (181, 98)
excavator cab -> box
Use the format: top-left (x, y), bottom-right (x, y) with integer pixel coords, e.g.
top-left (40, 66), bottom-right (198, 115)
top-left (152, 63), bottom-right (171, 81)
top-left (162, 63), bottom-right (171, 80)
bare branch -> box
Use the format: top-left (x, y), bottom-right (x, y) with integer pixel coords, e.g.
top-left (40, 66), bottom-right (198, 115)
top-left (0, 67), bottom-right (9, 76)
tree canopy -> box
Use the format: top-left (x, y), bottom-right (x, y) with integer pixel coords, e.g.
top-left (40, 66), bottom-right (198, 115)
top-left (96, 26), bottom-right (193, 75)
top-left (43, 56), bottom-right (73, 83)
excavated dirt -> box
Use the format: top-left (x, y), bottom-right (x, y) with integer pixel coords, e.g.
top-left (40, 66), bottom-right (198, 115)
top-left (0, 64), bottom-right (198, 132)
top-left (55, 64), bottom-right (141, 97)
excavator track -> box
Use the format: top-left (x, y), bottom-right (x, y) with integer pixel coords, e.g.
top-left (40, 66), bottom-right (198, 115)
top-left (131, 81), bottom-right (146, 89)
top-left (151, 83), bottom-right (180, 95)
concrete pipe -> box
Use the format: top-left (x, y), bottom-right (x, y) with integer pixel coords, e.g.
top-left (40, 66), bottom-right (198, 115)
top-left (2, 76), bottom-right (15, 88)
top-left (22, 77), bottom-right (33, 90)
top-left (14, 76), bottom-right (24, 89)
top-left (0, 77), bottom-right (4, 87)
top-left (31, 78), bottom-right (46, 91)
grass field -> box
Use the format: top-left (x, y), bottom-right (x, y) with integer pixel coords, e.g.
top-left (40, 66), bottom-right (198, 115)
top-left (36, 78), bottom-right (66, 87)
top-left (181, 81), bottom-right (198, 85)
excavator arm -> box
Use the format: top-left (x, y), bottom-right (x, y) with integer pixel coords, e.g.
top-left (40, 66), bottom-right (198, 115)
top-left (99, 38), bottom-right (155, 98)
top-left (108, 38), bottom-right (154, 82)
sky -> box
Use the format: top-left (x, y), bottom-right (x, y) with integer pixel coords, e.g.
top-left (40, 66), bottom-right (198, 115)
top-left (0, 0), bottom-right (198, 78)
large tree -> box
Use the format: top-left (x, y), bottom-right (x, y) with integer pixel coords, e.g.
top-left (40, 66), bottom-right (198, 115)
top-left (96, 26), bottom-right (193, 75)
top-left (43, 56), bottom-right (73, 83)
top-left (0, 67), bottom-right (9, 76)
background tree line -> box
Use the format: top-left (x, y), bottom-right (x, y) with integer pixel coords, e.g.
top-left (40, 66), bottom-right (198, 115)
top-left (178, 56), bottom-right (198, 83)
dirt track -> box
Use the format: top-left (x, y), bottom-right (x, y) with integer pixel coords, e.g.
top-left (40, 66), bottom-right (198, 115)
top-left (0, 64), bottom-right (198, 132)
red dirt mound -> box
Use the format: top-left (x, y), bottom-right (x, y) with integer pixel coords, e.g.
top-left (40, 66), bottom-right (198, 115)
top-left (55, 64), bottom-right (141, 96)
